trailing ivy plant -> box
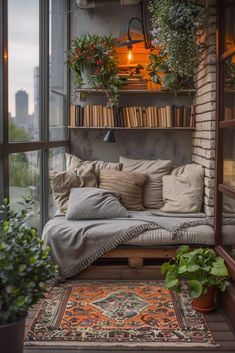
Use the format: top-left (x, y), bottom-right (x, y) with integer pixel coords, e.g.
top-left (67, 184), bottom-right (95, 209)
top-left (67, 34), bottom-right (121, 107)
top-left (149, 0), bottom-right (207, 90)
top-left (0, 197), bottom-right (57, 324)
top-left (147, 52), bottom-right (194, 93)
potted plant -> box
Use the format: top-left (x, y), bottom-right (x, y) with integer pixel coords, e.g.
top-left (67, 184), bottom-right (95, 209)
top-left (67, 33), bottom-right (121, 107)
top-left (148, 0), bottom-right (207, 92)
top-left (161, 245), bottom-right (230, 313)
top-left (0, 198), bottom-right (57, 353)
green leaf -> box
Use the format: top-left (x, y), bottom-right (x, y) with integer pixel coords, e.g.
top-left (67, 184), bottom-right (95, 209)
top-left (165, 278), bottom-right (179, 289)
top-left (16, 296), bottom-right (25, 307)
top-left (210, 258), bottom-right (229, 277)
top-left (188, 280), bottom-right (203, 299)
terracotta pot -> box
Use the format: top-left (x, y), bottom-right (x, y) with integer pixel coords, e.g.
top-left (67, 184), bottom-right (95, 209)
top-left (192, 286), bottom-right (217, 313)
top-left (0, 316), bottom-right (26, 353)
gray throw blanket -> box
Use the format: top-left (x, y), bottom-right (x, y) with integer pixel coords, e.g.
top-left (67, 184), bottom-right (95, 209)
top-left (42, 211), bottom-right (213, 280)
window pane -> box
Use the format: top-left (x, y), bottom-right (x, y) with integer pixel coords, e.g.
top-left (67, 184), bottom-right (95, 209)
top-left (49, 0), bottom-right (68, 141)
top-left (224, 54), bottom-right (235, 122)
top-left (224, 0), bottom-right (235, 52)
top-left (8, 0), bottom-right (39, 141)
top-left (0, 158), bottom-right (3, 201)
top-left (223, 128), bottom-right (235, 189)
top-left (0, 2), bottom-right (3, 143)
top-left (222, 194), bottom-right (235, 259)
top-left (9, 151), bottom-right (40, 230)
top-left (49, 147), bottom-right (66, 217)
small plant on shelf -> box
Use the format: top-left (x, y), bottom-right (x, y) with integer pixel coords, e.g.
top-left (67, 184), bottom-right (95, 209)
top-left (67, 33), bottom-right (121, 107)
top-left (148, 0), bottom-right (207, 92)
top-left (161, 245), bottom-right (230, 313)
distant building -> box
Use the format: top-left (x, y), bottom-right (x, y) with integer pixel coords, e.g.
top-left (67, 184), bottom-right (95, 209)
top-left (15, 90), bottom-right (29, 129)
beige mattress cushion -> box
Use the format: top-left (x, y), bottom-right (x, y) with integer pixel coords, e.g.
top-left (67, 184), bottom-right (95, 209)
top-left (124, 225), bottom-right (215, 246)
top-left (161, 163), bottom-right (204, 213)
top-left (65, 153), bottom-right (121, 180)
top-left (99, 169), bottom-right (146, 211)
top-left (120, 156), bottom-right (172, 209)
top-left (50, 165), bottom-right (97, 213)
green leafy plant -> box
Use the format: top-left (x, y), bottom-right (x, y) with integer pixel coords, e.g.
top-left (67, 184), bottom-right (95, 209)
top-left (0, 197), bottom-right (57, 324)
top-left (149, 0), bottom-right (207, 90)
top-left (161, 245), bottom-right (230, 299)
top-left (67, 33), bottom-right (121, 107)
top-left (225, 57), bottom-right (235, 89)
top-left (147, 52), bottom-right (194, 92)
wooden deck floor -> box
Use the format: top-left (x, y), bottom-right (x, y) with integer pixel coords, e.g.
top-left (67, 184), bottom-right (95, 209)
top-left (24, 302), bottom-right (235, 353)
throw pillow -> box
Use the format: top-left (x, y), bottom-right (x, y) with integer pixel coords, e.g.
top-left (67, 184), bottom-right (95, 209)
top-left (160, 163), bottom-right (204, 213)
top-left (65, 153), bottom-right (121, 179)
top-left (120, 156), bottom-right (172, 209)
top-left (50, 165), bottom-right (97, 213)
top-left (99, 169), bottom-right (146, 210)
top-left (66, 187), bottom-right (130, 219)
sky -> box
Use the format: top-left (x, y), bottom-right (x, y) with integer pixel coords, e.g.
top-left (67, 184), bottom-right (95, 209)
top-left (8, 0), bottom-right (39, 116)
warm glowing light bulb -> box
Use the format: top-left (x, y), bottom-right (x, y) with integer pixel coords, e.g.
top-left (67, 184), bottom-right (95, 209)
top-left (127, 47), bottom-right (133, 62)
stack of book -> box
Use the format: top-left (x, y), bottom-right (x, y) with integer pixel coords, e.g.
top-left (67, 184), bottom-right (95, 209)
top-left (224, 106), bottom-right (235, 120)
top-left (118, 64), bottom-right (147, 90)
top-left (70, 105), bottom-right (195, 128)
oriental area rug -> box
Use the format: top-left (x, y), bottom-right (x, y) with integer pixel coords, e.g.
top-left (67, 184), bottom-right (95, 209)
top-left (25, 280), bottom-right (218, 348)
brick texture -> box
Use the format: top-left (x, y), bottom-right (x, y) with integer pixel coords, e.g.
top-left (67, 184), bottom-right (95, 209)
top-left (192, 0), bottom-right (216, 217)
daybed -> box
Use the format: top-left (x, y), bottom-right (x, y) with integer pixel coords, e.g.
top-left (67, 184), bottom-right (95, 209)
top-left (44, 153), bottom-right (235, 280)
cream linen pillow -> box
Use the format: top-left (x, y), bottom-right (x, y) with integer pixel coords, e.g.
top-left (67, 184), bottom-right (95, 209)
top-left (160, 163), bottom-right (204, 213)
top-left (99, 169), bottom-right (146, 210)
top-left (120, 156), bottom-right (172, 209)
top-left (65, 153), bottom-right (121, 179)
top-left (50, 165), bottom-right (97, 213)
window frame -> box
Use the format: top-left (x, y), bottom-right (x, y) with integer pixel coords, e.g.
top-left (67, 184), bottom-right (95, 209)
top-left (215, 0), bottom-right (235, 279)
top-left (0, 0), bottom-right (70, 229)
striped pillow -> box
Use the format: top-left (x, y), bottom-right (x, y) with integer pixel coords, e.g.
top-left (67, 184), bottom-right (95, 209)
top-left (99, 169), bottom-right (146, 210)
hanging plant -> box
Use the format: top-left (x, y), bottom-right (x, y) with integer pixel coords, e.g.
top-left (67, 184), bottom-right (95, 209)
top-left (149, 0), bottom-right (207, 89)
top-left (67, 34), bottom-right (121, 107)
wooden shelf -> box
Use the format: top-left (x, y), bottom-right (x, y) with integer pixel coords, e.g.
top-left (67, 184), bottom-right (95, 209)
top-left (69, 126), bottom-right (196, 131)
top-left (219, 120), bottom-right (235, 128)
top-left (77, 88), bottom-right (196, 95)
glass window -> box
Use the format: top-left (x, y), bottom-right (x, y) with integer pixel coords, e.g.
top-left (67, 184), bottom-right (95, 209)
top-left (49, 0), bottom-right (68, 141)
top-left (48, 147), bottom-right (66, 217)
top-left (8, 0), bottom-right (39, 141)
top-left (224, 0), bottom-right (235, 52)
top-left (9, 151), bottom-right (40, 230)
top-left (223, 128), bottom-right (235, 189)
top-left (0, 2), bottom-right (3, 143)
top-left (222, 194), bottom-right (235, 259)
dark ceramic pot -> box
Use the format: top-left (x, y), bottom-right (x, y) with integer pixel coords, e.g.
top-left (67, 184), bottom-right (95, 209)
top-left (0, 316), bottom-right (26, 353)
top-left (192, 286), bottom-right (217, 313)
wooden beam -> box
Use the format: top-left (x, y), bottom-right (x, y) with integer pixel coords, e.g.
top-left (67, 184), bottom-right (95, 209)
top-left (100, 247), bottom-right (177, 259)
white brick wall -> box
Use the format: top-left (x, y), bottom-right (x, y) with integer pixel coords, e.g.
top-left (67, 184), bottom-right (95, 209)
top-left (192, 0), bottom-right (216, 217)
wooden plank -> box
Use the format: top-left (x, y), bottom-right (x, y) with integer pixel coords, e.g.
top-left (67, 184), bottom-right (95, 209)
top-left (100, 247), bottom-right (177, 259)
top-left (208, 322), bottom-right (231, 331)
top-left (128, 257), bottom-right (144, 267)
top-left (212, 331), bottom-right (235, 340)
top-left (76, 265), bottom-right (162, 279)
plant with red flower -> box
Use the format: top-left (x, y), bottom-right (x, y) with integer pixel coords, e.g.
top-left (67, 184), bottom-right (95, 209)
top-left (67, 33), bottom-right (121, 107)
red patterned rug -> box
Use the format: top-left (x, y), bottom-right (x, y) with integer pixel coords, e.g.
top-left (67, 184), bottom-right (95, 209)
top-left (25, 280), bottom-right (218, 348)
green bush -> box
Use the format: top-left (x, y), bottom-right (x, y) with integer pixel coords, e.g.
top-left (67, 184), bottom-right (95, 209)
top-left (0, 198), bottom-right (57, 324)
top-left (161, 245), bottom-right (230, 299)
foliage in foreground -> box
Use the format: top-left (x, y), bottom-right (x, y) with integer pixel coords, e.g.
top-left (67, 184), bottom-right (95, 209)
top-left (0, 198), bottom-right (57, 324)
